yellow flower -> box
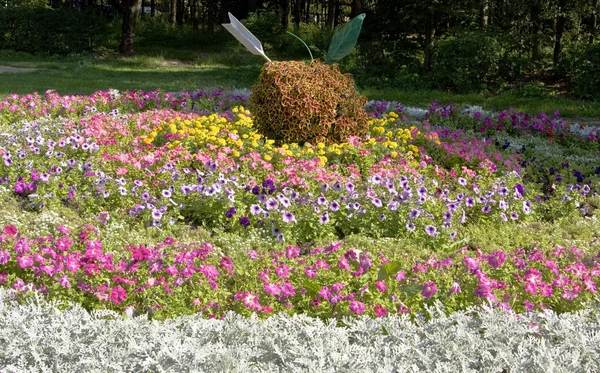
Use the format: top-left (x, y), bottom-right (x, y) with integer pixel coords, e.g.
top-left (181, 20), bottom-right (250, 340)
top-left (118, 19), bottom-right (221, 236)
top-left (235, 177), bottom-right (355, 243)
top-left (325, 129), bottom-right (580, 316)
top-left (391, 151), bottom-right (399, 158)
top-left (264, 154), bottom-right (272, 161)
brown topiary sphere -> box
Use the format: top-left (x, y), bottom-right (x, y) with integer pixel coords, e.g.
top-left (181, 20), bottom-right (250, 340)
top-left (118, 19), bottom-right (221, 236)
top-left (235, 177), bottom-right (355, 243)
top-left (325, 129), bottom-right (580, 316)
top-left (249, 60), bottom-right (369, 145)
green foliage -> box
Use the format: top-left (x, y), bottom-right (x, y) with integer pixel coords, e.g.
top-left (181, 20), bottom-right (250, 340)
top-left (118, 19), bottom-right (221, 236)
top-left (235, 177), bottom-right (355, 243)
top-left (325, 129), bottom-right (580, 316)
top-left (243, 11), bottom-right (285, 50)
top-left (431, 31), bottom-right (503, 93)
top-left (325, 13), bottom-right (366, 64)
top-left (249, 60), bottom-right (369, 144)
top-left (571, 43), bottom-right (600, 100)
top-left (0, 8), bottom-right (109, 54)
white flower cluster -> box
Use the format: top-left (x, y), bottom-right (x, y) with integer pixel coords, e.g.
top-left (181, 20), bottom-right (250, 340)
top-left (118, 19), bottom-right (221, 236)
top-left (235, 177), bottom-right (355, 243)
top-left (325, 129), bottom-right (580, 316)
top-left (1, 290), bottom-right (598, 373)
top-left (462, 105), bottom-right (494, 119)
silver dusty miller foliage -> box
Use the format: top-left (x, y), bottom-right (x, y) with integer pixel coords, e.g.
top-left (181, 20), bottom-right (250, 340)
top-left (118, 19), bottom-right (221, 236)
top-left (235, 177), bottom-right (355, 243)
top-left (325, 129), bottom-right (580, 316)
top-left (0, 289), bottom-right (599, 373)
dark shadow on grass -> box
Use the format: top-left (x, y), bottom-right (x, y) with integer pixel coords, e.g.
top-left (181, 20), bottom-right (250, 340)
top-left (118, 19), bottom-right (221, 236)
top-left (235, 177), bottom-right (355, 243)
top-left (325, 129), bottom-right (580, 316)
top-left (0, 63), bottom-right (262, 96)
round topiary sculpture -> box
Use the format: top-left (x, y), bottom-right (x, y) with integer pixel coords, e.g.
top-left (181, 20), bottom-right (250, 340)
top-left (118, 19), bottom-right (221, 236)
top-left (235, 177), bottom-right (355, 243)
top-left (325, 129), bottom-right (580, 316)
top-left (222, 12), bottom-right (367, 144)
top-left (249, 60), bottom-right (369, 145)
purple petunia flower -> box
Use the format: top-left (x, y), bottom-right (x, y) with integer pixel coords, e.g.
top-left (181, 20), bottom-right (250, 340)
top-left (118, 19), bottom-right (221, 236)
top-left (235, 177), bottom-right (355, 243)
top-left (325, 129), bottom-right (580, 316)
top-left (320, 212), bottom-right (330, 224)
top-left (421, 281), bottom-right (437, 298)
top-left (266, 198), bottom-right (279, 211)
top-left (425, 225), bottom-right (437, 236)
top-left (282, 211), bottom-right (296, 223)
top-left (239, 217), bottom-right (251, 227)
top-left (225, 207), bottom-right (237, 219)
top-left (329, 200), bottom-right (340, 212)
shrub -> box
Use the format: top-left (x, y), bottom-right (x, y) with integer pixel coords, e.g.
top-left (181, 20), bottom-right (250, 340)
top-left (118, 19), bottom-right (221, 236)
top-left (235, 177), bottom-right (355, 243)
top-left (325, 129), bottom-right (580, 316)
top-left (431, 31), bottom-right (503, 92)
top-left (571, 43), bottom-right (600, 100)
top-left (249, 60), bottom-right (369, 145)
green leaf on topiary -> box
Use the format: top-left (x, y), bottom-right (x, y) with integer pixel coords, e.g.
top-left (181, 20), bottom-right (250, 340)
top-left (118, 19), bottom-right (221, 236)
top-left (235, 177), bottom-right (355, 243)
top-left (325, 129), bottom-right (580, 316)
top-left (326, 13), bottom-right (366, 64)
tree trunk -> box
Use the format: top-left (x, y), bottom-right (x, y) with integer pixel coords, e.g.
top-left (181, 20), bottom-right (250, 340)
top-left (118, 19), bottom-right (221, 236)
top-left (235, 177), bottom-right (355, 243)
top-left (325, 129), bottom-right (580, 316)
top-left (207, 0), bottom-right (216, 32)
top-left (480, 0), bottom-right (489, 27)
top-left (294, 0), bottom-right (303, 29)
top-left (176, 0), bottom-right (184, 25)
top-left (118, 0), bottom-right (142, 55)
top-left (350, 0), bottom-right (362, 18)
top-left (282, 0), bottom-right (291, 29)
top-left (191, 0), bottom-right (198, 31)
top-left (553, 0), bottom-right (566, 66)
top-left (140, 0), bottom-right (145, 18)
top-left (424, 7), bottom-right (435, 72)
top-left (170, 0), bottom-right (176, 23)
top-left (325, 0), bottom-right (335, 31)
top-left (591, 0), bottom-right (598, 44)
top-left (150, 0), bottom-right (155, 16)
top-left (531, 0), bottom-right (542, 62)
top-left (305, 0), bottom-right (311, 23)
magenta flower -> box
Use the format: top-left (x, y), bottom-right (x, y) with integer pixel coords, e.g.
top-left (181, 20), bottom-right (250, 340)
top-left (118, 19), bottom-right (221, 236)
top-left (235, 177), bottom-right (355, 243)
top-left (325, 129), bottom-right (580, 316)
top-left (349, 300), bottom-right (366, 315)
top-left (421, 281), bottom-right (437, 299)
top-left (3, 225), bottom-right (17, 236)
top-left (448, 282), bottom-right (462, 296)
top-left (338, 256), bottom-right (351, 272)
top-left (0, 250), bottom-right (10, 265)
top-left (375, 280), bottom-right (388, 292)
top-left (16, 255), bottom-right (34, 268)
top-left (374, 304), bottom-right (388, 317)
top-left (264, 282), bottom-right (282, 296)
top-left (56, 236), bottom-right (72, 252)
top-left (286, 245), bottom-right (300, 259)
top-left (487, 251), bottom-right (506, 270)
top-left (524, 299), bottom-right (534, 312)
top-left (109, 286), bottom-right (127, 304)
top-left (395, 271), bottom-right (406, 281)
top-left (58, 274), bottom-right (71, 288)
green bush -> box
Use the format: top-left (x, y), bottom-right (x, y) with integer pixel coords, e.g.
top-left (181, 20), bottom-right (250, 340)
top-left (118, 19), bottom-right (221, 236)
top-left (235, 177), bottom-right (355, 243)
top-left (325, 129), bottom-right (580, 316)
top-left (431, 31), bottom-right (503, 92)
top-left (571, 43), bottom-right (600, 100)
top-left (0, 8), bottom-right (109, 54)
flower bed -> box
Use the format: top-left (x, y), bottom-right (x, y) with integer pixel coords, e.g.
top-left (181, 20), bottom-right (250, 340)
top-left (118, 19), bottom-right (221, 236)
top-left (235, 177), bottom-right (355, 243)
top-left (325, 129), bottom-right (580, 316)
top-left (0, 89), bottom-right (598, 336)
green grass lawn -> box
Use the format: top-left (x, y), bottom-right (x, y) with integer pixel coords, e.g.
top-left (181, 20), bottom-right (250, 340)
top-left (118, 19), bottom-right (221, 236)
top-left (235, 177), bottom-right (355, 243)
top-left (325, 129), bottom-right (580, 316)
top-left (1, 50), bottom-right (600, 118)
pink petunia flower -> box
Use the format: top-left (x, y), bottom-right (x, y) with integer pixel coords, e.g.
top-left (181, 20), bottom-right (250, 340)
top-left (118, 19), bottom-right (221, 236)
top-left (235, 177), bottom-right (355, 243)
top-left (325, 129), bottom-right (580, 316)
top-left (374, 304), bottom-right (388, 317)
top-left (349, 300), bottom-right (366, 315)
top-left (109, 286), bottom-right (127, 304)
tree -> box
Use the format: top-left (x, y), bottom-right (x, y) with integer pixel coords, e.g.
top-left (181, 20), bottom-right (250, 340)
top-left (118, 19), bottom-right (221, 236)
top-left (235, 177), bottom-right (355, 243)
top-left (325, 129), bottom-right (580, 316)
top-left (591, 0), bottom-right (598, 44)
top-left (108, 0), bottom-right (143, 55)
top-left (351, 0), bottom-right (362, 18)
top-left (282, 0), bottom-right (291, 28)
top-left (326, 0), bottom-right (336, 31)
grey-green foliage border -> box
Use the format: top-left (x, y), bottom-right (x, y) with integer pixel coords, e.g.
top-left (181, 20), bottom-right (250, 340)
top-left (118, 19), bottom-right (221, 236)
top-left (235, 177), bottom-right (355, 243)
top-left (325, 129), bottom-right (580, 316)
top-left (0, 289), bottom-right (599, 373)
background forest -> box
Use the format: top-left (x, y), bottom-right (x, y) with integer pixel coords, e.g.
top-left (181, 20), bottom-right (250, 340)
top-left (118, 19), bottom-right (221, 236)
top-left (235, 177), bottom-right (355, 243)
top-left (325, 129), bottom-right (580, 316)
top-left (0, 0), bottom-right (599, 99)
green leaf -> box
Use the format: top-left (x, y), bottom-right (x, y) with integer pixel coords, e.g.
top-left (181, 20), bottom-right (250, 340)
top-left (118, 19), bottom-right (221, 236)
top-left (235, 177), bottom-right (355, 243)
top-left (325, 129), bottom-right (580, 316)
top-left (326, 13), bottom-right (366, 64)
top-left (401, 283), bottom-right (423, 298)
top-left (377, 261), bottom-right (403, 281)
